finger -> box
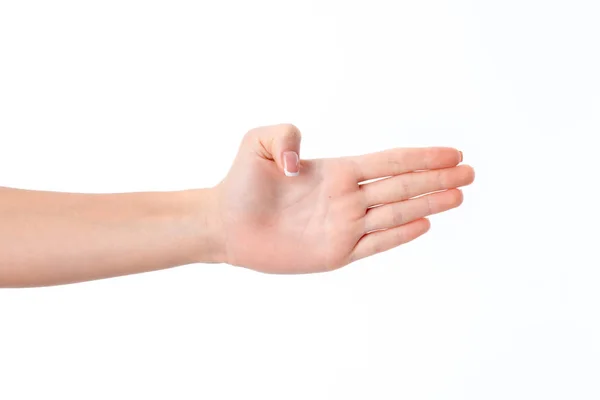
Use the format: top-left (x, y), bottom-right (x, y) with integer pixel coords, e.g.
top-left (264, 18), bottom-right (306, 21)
top-left (350, 218), bottom-right (431, 262)
top-left (364, 189), bottom-right (463, 232)
top-left (349, 147), bottom-right (462, 182)
top-left (243, 123), bottom-right (302, 176)
top-left (362, 165), bottom-right (474, 206)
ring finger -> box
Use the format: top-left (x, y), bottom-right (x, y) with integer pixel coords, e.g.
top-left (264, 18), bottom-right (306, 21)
top-left (363, 188), bottom-right (464, 233)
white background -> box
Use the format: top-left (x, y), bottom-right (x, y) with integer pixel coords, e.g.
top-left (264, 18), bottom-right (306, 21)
top-left (1, 1), bottom-right (599, 399)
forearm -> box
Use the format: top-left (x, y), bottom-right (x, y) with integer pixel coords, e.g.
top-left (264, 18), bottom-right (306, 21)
top-left (0, 187), bottom-right (224, 287)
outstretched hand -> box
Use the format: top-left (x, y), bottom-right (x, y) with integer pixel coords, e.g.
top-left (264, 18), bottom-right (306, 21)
top-left (0, 123), bottom-right (474, 287)
top-left (215, 124), bottom-right (475, 273)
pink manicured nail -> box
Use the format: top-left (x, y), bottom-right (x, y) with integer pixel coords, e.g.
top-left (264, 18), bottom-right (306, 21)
top-left (283, 151), bottom-right (299, 176)
top-left (459, 151), bottom-right (463, 162)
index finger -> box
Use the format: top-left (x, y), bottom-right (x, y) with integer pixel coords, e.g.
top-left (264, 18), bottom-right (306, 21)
top-left (349, 147), bottom-right (462, 182)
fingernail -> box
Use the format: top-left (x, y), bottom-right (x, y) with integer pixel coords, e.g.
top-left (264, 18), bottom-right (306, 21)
top-left (283, 151), bottom-right (299, 177)
top-left (459, 151), bottom-right (463, 162)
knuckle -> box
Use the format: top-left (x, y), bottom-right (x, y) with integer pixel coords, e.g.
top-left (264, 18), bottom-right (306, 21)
top-left (244, 126), bottom-right (261, 141)
top-left (436, 169), bottom-right (447, 188)
top-left (386, 151), bottom-right (402, 170)
top-left (425, 195), bottom-right (434, 214)
top-left (279, 123), bottom-right (301, 139)
top-left (423, 149), bottom-right (436, 169)
top-left (391, 203), bottom-right (404, 226)
top-left (400, 177), bottom-right (411, 199)
top-left (394, 227), bottom-right (407, 242)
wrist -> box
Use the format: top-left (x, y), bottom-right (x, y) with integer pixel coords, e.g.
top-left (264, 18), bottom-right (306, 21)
top-left (176, 187), bottom-right (226, 265)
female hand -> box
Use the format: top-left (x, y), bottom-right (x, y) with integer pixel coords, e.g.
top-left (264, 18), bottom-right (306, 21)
top-left (215, 124), bottom-right (475, 273)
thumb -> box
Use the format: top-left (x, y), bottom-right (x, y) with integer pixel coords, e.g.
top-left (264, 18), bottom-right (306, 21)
top-left (244, 123), bottom-right (302, 177)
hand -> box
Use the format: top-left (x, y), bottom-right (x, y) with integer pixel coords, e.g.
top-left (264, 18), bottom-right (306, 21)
top-left (214, 124), bottom-right (474, 273)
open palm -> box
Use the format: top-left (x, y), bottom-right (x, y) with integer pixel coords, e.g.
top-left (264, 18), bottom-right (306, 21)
top-left (216, 124), bottom-right (474, 273)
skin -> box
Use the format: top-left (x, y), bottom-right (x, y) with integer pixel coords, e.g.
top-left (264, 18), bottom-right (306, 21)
top-left (0, 124), bottom-right (474, 287)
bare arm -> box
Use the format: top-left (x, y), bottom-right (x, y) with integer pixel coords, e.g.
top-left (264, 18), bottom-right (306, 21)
top-left (0, 187), bottom-right (223, 287)
top-left (0, 124), bottom-right (474, 288)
